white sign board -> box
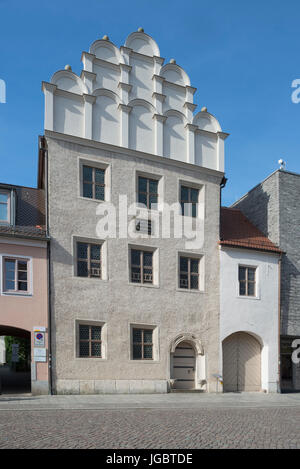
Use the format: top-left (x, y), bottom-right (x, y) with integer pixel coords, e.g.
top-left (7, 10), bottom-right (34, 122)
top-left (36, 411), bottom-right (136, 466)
top-left (34, 348), bottom-right (47, 362)
top-left (33, 327), bottom-right (46, 332)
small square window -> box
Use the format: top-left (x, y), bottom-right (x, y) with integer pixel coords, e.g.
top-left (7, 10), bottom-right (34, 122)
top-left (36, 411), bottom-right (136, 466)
top-left (78, 324), bottom-right (102, 358)
top-left (132, 328), bottom-right (153, 360)
top-left (3, 258), bottom-right (29, 293)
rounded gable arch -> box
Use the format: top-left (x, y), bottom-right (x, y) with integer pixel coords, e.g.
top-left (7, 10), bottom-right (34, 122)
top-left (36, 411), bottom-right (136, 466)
top-left (93, 88), bottom-right (120, 104)
top-left (193, 111), bottom-right (222, 133)
top-left (89, 39), bottom-right (124, 64)
top-left (164, 108), bottom-right (188, 124)
top-left (51, 70), bottom-right (88, 95)
top-left (160, 63), bottom-right (191, 87)
top-left (170, 333), bottom-right (204, 355)
top-left (128, 98), bottom-right (155, 113)
top-left (125, 31), bottom-right (160, 57)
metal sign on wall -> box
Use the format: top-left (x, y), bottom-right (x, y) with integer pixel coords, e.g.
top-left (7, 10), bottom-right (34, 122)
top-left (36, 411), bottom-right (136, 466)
top-left (34, 331), bottom-right (45, 348)
top-left (33, 348), bottom-right (47, 363)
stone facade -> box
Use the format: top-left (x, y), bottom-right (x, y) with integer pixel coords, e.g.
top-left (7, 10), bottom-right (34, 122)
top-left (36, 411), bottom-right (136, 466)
top-left (233, 169), bottom-right (300, 390)
top-left (46, 134), bottom-right (223, 393)
top-left (43, 29), bottom-right (227, 394)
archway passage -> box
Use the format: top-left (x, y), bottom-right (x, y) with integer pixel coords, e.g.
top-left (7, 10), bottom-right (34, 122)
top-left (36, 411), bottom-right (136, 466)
top-left (223, 332), bottom-right (261, 392)
top-left (0, 326), bottom-right (31, 395)
top-left (172, 341), bottom-right (196, 390)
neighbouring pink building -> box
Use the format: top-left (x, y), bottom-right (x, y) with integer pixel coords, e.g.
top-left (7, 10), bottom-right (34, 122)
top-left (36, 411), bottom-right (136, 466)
top-left (0, 179), bottom-right (49, 395)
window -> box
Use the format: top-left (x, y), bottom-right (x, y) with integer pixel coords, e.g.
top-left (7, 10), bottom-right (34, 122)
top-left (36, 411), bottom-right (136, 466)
top-left (130, 249), bottom-right (153, 284)
top-left (77, 242), bottom-right (101, 278)
top-left (0, 191), bottom-right (9, 223)
top-left (82, 165), bottom-right (105, 201)
top-left (138, 177), bottom-right (158, 209)
top-left (3, 258), bottom-right (29, 293)
top-left (239, 266), bottom-right (256, 296)
top-left (180, 186), bottom-right (199, 217)
top-left (132, 328), bottom-right (153, 360)
top-left (179, 256), bottom-right (200, 290)
top-left (78, 324), bottom-right (102, 357)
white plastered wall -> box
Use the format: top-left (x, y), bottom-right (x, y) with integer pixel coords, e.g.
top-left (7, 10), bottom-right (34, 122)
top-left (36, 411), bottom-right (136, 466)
top-left (219, 247), bottom-right (280, 392)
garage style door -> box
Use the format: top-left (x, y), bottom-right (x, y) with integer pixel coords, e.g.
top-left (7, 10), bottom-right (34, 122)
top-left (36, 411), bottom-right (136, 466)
top-left (172, 341), bottom-right (195, 390)
top-left (223, 332), bottom-right (261, 392)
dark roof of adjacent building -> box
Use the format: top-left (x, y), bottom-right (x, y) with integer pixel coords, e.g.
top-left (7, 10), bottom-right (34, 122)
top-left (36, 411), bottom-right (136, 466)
top-left (0, 183), bottom-right (48, 240)
top-left (220, 207), bottom-right (281, 253)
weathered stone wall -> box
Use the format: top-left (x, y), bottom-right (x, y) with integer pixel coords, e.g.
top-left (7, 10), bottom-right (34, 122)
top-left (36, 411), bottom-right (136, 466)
top-left (47, 133), bottom-right (223, 394)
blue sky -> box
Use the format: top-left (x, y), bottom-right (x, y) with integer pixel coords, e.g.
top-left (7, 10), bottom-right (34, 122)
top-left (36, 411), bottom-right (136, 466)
top-left (0, 0), bottom-right (300, 205)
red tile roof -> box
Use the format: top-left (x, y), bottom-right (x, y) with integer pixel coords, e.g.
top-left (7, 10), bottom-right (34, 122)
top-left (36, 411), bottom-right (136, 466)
top-left (220, 207), bottom-right (281, 253)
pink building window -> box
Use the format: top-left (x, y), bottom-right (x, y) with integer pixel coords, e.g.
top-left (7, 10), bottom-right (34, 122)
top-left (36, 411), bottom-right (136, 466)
top-left (3, 258), bottom-right (29, 293)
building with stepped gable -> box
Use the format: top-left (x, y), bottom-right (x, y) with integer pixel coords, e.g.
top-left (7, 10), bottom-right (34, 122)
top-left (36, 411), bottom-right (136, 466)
top-left (40, 28), bottom-right (228, 394)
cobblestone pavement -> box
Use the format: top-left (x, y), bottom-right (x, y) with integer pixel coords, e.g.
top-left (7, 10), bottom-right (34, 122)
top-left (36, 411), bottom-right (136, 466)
top-left (0, 396), bottom-right (299, 448)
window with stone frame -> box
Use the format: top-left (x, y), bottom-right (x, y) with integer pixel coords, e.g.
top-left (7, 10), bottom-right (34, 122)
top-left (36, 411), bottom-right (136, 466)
top-left (239, 266), bottom-right (256, 296)
top-left (130, 249), bottom-right (153, 284)
top-left (180, 186), bottom-right (199, 218)
top-left (3, 258), bottom-right (29, 293)
top-left (78, 324), bottom-right (102, 358)
top-left (82, 165), bottom-right (105, 201)
top-left (179, 256), bottom-right (200, 290)
top-left (132, 328), bottom-right (153, 360)
top-left (138, 176), bottom-right (158, 210)
top-left (76, 242), bottom-right (101, 278)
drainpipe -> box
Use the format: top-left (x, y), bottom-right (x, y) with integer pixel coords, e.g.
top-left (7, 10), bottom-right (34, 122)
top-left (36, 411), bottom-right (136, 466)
top-left (218, 176), bottom-right (227, 391)
top-left (278, 253), bottom-right (282, 393)
top-left (219, 176), bottom-right (227, 238)
top-left (39, 136), bottom-right (53, 395)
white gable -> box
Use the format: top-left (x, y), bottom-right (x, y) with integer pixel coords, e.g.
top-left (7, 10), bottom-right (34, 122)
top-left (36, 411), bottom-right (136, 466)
top-left (42, 29), bottom-right (228, 172)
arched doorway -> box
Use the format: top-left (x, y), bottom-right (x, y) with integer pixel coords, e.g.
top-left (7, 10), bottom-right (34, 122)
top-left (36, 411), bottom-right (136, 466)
top-left (171, 341), bottom-right (196, 390)
top-left (0, 326), bottom-right (31, 394)
top-left (222, 332), bottom-right (262, 392)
